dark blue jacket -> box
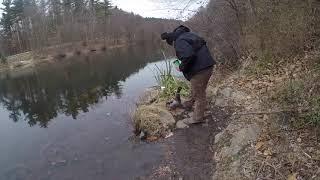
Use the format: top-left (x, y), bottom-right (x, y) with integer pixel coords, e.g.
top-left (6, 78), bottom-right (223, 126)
top-left (173, 29), bottom-right (215, 80)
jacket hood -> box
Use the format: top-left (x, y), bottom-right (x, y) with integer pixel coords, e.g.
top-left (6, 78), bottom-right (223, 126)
top-left (161, 25), bottom-right (190, 46)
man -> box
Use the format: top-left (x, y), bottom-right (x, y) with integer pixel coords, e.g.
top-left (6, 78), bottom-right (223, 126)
top-left (161, 25), bottom-right (216, 124)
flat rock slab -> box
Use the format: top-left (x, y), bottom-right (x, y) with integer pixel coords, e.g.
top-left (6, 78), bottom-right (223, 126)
top-left (176, 120), bottom-right (189, 129)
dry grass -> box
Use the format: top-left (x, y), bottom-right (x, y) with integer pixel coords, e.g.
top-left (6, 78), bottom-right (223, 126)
top-left (248, 116), bottom-right (320, 180)
top-left (133, 104), bottom-right (175, 137)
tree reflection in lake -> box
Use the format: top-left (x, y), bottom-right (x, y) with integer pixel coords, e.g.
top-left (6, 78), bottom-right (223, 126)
top-left (0, 45), bottom-right (162, 127)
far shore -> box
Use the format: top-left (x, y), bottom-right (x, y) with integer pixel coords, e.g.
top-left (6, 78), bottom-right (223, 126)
top-left (0, 41), bottom-right (134, 74)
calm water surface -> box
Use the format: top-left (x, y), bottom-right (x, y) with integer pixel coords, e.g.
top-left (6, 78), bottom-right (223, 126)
top-left (0, 45), bottom-right (170, 180)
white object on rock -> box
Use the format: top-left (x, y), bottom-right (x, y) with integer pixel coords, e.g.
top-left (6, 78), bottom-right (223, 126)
top-left (165, 132), bottom-right (174, 138)
top-left (139, 131), bottom-right (146, 139)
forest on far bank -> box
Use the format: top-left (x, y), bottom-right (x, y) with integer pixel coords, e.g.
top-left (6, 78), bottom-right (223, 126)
top-left (0, 0), bottom-right (179, 57)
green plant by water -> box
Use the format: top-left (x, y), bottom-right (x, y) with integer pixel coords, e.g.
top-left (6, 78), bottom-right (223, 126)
top-left (153, 52), bottom-right (189, 99)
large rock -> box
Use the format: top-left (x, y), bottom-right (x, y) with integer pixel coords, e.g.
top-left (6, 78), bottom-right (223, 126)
top-left (213, 122), bottom-right (262, 180)
top-left (133, 104), bottom-right (175, 137)
top-left (218, 123), bottom-right (261, 158)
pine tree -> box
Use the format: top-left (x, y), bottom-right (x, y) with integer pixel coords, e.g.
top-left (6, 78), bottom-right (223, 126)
top-left (0, 0), bottom-right (13, 38)
top-left (11, 0), bottom-right (24, 22)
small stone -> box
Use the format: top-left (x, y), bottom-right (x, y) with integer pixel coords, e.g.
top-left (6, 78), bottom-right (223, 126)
top-left (263, 149), bottom-right (272, 156)
top-left (139, 131), bottom-right (146, 139)
top-left (176, 121), bottom-right (189, 129)
top-left (106, 113), bottom-right (111, 116)
top-left (104, 137), bottom-right (110, 141)
top-left (297, 138), bottom-right (302, 143)
top-left (263, 115), bottom-right (268, 121)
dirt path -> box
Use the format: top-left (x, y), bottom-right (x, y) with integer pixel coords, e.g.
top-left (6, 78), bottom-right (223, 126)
top-left (139, 106), bottom-right (232, 180)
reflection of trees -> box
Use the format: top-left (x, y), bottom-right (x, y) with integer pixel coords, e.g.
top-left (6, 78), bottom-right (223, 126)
top-left (0, 45), bottom-right (162, 127)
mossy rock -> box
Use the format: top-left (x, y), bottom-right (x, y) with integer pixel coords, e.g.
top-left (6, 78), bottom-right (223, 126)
top-left (133, 104), bottom-right (175, 137)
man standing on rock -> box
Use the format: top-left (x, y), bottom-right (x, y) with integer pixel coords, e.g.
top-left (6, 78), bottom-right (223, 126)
top-left (161, 25), bottom-right (216, 124)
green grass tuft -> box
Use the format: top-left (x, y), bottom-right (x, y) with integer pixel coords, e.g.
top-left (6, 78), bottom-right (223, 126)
top-left (153, 52), bottom-right (189, 99)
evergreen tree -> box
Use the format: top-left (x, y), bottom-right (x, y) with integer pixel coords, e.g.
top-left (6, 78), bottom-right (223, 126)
top-left (95, 0), bottom-right (112, 18)
top-left (11, 0), bottom-right (24, 22)
top-left (0, 0), bottom-right (13, 38)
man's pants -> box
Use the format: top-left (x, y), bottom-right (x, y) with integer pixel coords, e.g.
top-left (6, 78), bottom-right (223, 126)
top-left (189, 67), bottom-right (213, 121)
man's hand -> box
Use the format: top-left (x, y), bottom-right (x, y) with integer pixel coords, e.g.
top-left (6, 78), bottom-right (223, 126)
top-left (179, 56), bottom-right (195, 72)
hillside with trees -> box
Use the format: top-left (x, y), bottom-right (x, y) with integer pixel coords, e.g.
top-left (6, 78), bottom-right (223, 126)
top-left (181, 0), bottom-right (320, 179)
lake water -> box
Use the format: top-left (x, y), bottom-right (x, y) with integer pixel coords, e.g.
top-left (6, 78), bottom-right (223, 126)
top-left (0, 45), bottom-right (172, 180)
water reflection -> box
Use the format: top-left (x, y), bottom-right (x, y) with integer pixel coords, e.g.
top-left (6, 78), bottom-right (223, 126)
top-left (0, 45), bottom-right (162, 127)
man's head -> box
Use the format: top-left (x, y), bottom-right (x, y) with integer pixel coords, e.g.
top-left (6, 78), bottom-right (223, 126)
top-left (161, 25), bottom-right (191, 46)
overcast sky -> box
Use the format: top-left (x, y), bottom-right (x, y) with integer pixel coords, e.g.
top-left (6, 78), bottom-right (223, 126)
top-left (112, 0), bottom-right (208, 20)
top-left (0, 0), bottom-right (208, 20)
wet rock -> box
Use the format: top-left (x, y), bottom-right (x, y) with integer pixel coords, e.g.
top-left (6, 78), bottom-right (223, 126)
top-left (176, 120), bottom-right (189, 129)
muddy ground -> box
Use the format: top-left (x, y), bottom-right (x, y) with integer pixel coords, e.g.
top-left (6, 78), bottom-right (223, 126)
top-left (138, 106), bottom-right (232, 180)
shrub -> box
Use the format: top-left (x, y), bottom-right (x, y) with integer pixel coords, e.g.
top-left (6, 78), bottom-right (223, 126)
top-left (304, 97), bottom-right (320, 126)
top-left (273, 75), bottom-right (320, 127)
